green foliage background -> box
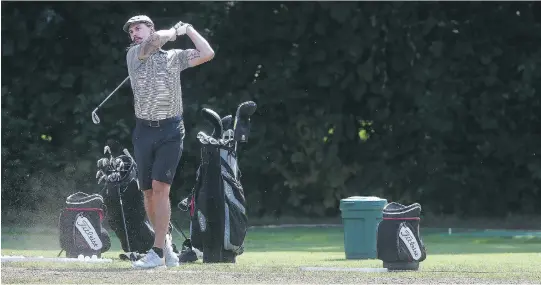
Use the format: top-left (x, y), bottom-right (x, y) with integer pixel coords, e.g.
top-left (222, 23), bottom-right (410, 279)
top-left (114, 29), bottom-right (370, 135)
top-left (2, 2), bottom-right (541, 219)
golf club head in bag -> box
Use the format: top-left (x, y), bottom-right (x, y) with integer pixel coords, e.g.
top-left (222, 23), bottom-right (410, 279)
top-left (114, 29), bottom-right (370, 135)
top-left (233, 101), bottom-right (257, 143)
top-left (219, 114), bottom-right (238, 179)
top-left (95, 154), bottom-right (136, 186)
top-left (104, 145), bottom-right (113, 156)
top-left (221, 115), bottom-right (234, 145)
top-left (221, 115), bottom-right (233, 132)
top-left (201, 108), bottom-right (223, 139)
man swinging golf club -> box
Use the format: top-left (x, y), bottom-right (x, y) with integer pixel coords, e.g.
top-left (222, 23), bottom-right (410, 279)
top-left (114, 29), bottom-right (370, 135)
top-left (123, 15), bottom-right (215, 269)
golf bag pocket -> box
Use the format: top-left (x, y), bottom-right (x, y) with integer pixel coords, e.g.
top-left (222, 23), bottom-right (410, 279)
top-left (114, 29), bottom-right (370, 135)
top-left (377, 202), bottom-right (426, 270)
top-left (59, 192), bottom-right (111, 258)
top-left (190, 207), bottom-right (204, 251)
top-left (222, 173), bottom-right (247, 254)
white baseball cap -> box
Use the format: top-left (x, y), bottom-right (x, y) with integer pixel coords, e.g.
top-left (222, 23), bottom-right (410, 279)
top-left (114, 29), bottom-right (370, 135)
top-left (123, 15), bottom-right (154, 33)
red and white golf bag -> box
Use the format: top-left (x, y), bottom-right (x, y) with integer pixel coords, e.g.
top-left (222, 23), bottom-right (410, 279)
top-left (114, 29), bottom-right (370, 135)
top-left (58, 192), bottom-right (111, 258)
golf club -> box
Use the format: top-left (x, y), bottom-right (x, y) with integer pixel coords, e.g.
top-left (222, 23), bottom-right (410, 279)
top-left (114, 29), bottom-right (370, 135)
top-left (116, 185), bottom-right (135, 261)
top-left (122, 149), bottom-right (135, 166)
top-left (91, 76), bottom-right (130, 125)
top-left (96, 170), bottom-right (106, 179)
top-left (201, 108), bottom-right (223, 139)
top-left (170, 221), bottom-right (189, 240)
top-left (221, 115), bottom-right (233, 132)
top-left (97, 158), bottom-right (109, 169)
top-left (233, 101), bottom-right (257, 151)
top-left (98, 173), bottom-right (107, 185)
top-left (221, 115), bottom-right (234, 145)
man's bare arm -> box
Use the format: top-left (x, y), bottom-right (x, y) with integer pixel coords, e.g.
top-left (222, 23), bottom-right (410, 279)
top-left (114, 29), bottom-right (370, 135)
top-left (138, 28), bottom-right (177, 60)
top-left (184, 26), bottom-right (215, 67)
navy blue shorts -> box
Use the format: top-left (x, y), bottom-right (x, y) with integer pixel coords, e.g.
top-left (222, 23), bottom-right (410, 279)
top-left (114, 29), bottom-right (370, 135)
top-left (132, 116), bottom-right (185, 191)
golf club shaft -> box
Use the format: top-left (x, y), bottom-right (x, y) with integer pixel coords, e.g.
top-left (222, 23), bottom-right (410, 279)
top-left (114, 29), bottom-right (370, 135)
top-left (170, 221), bottom-right (189, 240)
top-left (93, 76), bottom-right (129, 112)
top-left (117, 187), bottom-right (132, 253)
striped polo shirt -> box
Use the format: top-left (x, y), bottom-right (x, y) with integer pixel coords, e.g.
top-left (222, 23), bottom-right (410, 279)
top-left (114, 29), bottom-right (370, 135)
top-left (126, 45), bottom-right (190, 121)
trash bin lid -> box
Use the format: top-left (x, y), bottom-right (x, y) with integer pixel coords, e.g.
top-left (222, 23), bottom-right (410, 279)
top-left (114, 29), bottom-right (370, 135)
top-left (339, 196), bottom-right (387, 211)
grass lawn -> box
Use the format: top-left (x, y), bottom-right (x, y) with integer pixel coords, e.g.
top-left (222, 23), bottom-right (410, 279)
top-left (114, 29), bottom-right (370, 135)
top-left (2, 226), bottom-right (541, 284)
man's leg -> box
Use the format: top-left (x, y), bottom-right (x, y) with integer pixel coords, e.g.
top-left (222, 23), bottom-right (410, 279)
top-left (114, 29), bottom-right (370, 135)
top-left (150, 180), bottom-right (172, 250)
top-left (133, 125), bottom-right (155, 229)
top-left (150, 119), bottom-right (185, 266)
top-left (143, 190), bottom-right (155, 228)
top-left (132, 124), bottom-right (167, 269)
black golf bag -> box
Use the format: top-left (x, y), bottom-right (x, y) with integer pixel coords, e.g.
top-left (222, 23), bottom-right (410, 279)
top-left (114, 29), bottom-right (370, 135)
top-left (95, 145), bottom-right (155, 259)
top-left (58, 192), bottom-right (111, 258)
top-left (376, 202), bottom-right (427, 270)
top-left (182, 101), bottom-right (256, 263)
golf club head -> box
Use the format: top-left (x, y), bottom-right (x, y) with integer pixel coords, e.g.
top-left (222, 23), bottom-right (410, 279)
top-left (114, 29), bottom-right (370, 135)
top-left (123, 148), bottom-right (134, 162)
top-left (178, 197), bottom-right (189, 212)
top-left (111, 158), bottom-right (122, 169)
top-left (221, 115), bottom-right (233, 131)
top-left (182, 238), bottom-right (195, 252)
top-left (223, 129), bottom-right (234, 142)
top-left (201, 108), bottom-right (223, 139)
top-left (98, 173), bottom-right (107, 184)
top-left (116, 161), bottom-right (125, 172)
top-left (91, 110), bottom-right (100, 124)
top-left (233, 101), bottom-right (257, 143)
top-left (97, 158), bottom-right (109, 169)
top-left (121, 149), bottom-right (137, 170)
top-left (107, 172), bottom-right (118, 182)
top-left (221, 115), bottom-right (234, 141)
top-left (197, 131), bottom-right (210, 144)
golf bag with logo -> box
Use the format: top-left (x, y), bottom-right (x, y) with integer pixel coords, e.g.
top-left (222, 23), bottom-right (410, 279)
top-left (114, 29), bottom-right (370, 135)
top-left (95, 145), bottom-right (155, 260)
top-left (376, 202), bottom-right (427, 270)
top-left (58, 192), bottom-right (111, 258)
top-left (180, 101), bottom-right (257, 263)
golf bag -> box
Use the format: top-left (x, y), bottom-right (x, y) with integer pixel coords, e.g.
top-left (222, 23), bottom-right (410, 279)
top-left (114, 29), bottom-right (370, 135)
top-left (58, 192), bottom-right (111, 258)
top-left (182, 101), bottom-right (256, 263)
top-left (96, 145), bottom-right (155, 259)
top-left (377, 202), bottom-right (427, 270)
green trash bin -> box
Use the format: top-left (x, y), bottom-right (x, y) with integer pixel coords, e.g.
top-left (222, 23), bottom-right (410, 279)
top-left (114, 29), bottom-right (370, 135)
top-left (340, 196), bottom-right (387, 259)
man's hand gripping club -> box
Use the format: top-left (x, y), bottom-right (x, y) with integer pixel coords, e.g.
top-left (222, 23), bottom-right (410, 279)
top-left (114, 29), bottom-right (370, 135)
top-left (173, 20), bottom-right (215, 67)
top-left (172, 21), bottom-right (191, 36)
top-left (138, 20), bottom-right (215, 67)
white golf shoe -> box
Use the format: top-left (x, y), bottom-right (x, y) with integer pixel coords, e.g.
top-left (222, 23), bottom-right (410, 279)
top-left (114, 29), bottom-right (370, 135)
top-left (165, 234), bottom-right (180, 267)
top-left (132, 249), bottom-right (165, 269)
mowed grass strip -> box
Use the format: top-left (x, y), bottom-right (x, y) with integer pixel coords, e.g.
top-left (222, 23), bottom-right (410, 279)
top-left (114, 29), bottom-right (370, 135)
top-left (2, 226), bottom-right (540, 283)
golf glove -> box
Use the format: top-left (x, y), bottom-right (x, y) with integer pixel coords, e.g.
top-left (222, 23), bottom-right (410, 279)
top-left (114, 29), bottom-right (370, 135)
top-left (173, 21), bottom-right (192, 36)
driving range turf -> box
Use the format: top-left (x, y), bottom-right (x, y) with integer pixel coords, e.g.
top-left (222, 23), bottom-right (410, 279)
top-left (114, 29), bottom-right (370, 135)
top-left (2, 226), bottom-right (541, 284)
